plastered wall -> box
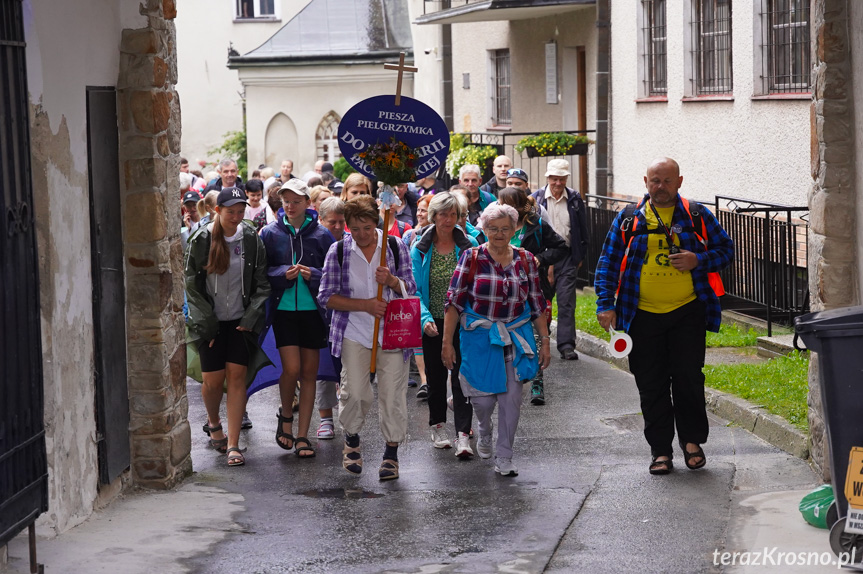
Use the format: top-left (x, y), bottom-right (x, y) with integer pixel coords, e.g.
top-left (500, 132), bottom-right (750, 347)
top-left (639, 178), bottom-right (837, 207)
top-left (175, 0), bottom-right (309, 167)
top-left (23, 0), bottom-right (143, 535)
top-left (610, 0), bottom-right (810, 205)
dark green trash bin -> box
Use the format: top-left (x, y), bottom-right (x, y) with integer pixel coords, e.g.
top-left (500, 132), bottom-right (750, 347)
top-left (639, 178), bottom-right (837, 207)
top-left (795, 306), bottom-right (863, 522)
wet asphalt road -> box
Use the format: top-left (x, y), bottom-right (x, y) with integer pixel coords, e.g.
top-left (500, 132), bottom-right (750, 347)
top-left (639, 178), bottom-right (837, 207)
top-left (183, 352), bottom-right (819, 574)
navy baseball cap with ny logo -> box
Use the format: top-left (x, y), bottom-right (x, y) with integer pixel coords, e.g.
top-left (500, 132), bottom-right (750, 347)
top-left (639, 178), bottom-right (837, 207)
top-left (217, 186), bottom-right (248, 207)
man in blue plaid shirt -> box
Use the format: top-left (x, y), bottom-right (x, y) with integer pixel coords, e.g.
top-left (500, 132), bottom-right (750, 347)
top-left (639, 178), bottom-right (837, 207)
top-left (594, 158), bottom-right (733, 476)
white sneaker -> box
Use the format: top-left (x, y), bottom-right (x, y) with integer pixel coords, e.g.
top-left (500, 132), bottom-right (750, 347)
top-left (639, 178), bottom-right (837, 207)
top-left (494, 457), bottom-right (518, 476)
top-left (477, 434), bottom-right (493, 459)
top-left (430, 424), bottom-right (452, 449)
top-left (455, 432), bottom-right (474, 459)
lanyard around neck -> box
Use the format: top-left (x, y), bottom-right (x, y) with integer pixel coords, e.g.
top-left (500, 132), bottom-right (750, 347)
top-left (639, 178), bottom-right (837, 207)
top-left (648, 201), bottom-right (677, 250)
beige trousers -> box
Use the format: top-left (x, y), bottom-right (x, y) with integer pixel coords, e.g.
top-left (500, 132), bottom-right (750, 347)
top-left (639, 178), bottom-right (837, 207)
top-left (338, 338), bottom-right (409, 443)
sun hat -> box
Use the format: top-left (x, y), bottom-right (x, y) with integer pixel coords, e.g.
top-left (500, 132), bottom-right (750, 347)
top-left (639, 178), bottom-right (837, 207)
top-left (545, 159), bottom-right (571, 177)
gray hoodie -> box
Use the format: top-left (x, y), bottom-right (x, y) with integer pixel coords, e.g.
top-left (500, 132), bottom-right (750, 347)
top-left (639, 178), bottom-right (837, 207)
top-left (205, 224), bottom-right (245, 321)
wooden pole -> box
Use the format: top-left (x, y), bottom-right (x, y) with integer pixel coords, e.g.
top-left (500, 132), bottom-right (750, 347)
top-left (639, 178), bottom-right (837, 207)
top-left (370, 207), bottom-right (391, 373)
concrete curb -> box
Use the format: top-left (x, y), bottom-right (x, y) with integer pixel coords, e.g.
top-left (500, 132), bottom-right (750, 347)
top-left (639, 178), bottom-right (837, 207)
top-left (570, 329), bottom-right (810, 460)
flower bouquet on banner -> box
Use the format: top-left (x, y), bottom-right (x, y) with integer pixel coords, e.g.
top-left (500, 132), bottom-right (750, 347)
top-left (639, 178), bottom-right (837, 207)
top-left (336, 52), bottom-right (451, 371)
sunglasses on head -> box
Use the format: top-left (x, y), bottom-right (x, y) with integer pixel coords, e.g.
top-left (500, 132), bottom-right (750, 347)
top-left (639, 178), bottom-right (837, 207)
top-left (507, 168), bottom-right (527, 177)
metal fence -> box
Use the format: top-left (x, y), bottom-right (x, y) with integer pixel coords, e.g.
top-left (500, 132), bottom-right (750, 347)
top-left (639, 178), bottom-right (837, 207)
top-left (713, 196), bottom-right (809, 334)
top-left (576, 194), bottom-right (809, 335)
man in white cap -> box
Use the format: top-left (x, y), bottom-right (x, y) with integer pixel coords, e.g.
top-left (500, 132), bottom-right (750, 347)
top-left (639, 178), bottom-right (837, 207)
top-left (531, 160), bottom-right (588, 386)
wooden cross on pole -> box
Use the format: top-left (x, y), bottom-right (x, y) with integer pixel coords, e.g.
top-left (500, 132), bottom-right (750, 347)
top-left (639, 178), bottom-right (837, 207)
top-left (383, 52), bottom-right (418, 106)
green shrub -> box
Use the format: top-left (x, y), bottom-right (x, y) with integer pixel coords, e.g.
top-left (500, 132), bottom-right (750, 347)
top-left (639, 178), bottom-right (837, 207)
top-left (333, 157), bottom-right (356, 181)
top-left (208, 129), bottom-right (248, 181)
top-left (445, 133), bottom-right (497, 178)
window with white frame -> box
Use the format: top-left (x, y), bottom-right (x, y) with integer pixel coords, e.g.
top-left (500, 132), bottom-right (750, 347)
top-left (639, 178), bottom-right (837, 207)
top-left (235, 0), bottom-right (276, 19)
top-left (757, 0), bottom-right (810, 94)
top-left (489, 49), bottom-right (511, 126)
top-left (639, 0), bottom-right (667, 97)
top-left (689, 0), bottom-right (732, 95)
top-left (316, 112), bottom-right (341, 163)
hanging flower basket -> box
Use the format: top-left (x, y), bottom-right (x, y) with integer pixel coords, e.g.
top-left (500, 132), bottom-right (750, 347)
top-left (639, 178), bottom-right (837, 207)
top-left (515, 132), bottom-right (593, 158)
top-left (524, 143), bottom-right (589, 158)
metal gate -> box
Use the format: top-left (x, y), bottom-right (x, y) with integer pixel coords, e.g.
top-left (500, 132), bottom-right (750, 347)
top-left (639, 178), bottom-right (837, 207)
top-left (0, 0), bottom-right (49, 550)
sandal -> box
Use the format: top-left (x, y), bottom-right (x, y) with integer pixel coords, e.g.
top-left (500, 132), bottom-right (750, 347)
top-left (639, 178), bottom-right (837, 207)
top-left (295, 437), bottom-right (316, 458)
top-left (203, 421), bottom-right (228, 453)
top-left (276, 407), bottom-right (295, 450)
top-left (649, 456), bottom-right (673, 475)
top-left (317, 419), bottom-right (335, 440)
top-left (343, 443), bottom-right (363, 475)
top-left (379, 459), bottom-right (399, 481)
top-left (681, 443), bottom-right (706, 470)
top-left (226, 447), bottom-right (245, 467)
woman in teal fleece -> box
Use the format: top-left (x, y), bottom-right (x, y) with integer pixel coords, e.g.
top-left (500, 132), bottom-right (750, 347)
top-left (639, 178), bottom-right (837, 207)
top-left (410, 192), bottom-right (478, 456)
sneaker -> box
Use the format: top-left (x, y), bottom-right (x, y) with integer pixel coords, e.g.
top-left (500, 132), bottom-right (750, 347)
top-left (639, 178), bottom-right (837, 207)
top-left (455, 432), bottom-right (474, 459)
top-left (430, 423), bottom-right (452, 449)
top-left (494, 457), bottom-right (518, 477)
top-left (477, 434), bottom-right (493, 459)
top-left (407, 378), bottom-right (418, 388)
top-left (416, 384), bottom-right (429, 399)
top-left (241, 411), bottom-right (253, 429)
top-left (530, 381), bottom-right (546, 406)
top-left (317, 419), bottom-right (335, 440)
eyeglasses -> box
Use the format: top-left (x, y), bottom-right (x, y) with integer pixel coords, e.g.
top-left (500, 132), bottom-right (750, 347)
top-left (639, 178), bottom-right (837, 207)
top-left (507, 168), bottom-right (527, 178)
top-left (486, 226), bottom-right (513, 236)
top-left (282, 200), bottom-right (305, 207)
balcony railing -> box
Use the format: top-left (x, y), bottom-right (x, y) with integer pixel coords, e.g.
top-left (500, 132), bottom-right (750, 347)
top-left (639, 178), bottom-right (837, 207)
top-left (576, 194), bottom-right (809, 335)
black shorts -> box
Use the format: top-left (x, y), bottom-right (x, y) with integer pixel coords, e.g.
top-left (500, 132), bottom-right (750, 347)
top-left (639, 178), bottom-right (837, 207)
top-left (272, 310), bottom-right (328, 349)
top-left (197, 319), bottom-right (250, 372)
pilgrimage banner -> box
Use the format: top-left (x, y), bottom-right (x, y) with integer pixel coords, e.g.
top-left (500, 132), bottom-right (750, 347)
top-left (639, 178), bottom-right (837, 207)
top-left (337, 95), bottom-right (449, 181)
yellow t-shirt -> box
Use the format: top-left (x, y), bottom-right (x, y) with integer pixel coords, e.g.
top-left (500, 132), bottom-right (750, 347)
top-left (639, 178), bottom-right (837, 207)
top-left (637, 205), bottom-right (696, 313)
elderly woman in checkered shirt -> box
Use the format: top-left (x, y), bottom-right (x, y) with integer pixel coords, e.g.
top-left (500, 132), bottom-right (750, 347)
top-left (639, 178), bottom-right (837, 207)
top-left (441, 203), bottom-right (551, 477)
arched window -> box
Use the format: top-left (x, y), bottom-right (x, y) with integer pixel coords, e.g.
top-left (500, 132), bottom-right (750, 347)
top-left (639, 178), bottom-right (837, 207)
top-left (316, 111), bottom-right (342, 163)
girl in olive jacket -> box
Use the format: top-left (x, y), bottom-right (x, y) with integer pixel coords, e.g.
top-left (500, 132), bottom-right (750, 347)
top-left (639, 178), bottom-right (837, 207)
top-left (185, 187), bottom-right (270, 467)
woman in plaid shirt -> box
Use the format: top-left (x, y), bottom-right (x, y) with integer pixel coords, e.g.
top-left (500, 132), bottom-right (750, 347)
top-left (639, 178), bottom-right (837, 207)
top-left (317, 195), bottom-right (416, 480)
top-left (442, 203), bottom-right (551, 477)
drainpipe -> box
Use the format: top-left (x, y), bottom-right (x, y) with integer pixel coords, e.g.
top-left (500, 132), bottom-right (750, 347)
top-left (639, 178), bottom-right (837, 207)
top-left (595, 0), bottom-right (610, 196)
top-left (441, 18), bottom-right (454, 131)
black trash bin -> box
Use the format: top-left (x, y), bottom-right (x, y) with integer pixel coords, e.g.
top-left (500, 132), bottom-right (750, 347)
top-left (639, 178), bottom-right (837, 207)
top-left (795, 306), bottom-right (863, 559)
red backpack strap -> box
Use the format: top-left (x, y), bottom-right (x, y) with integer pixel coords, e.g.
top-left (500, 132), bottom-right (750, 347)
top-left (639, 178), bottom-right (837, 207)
top-left (617, 213), bottom-right (639, 295)
top-left (678, 197), bottom-right (725, 296)
top-left (517, 247), bottom-right (529, 272)
top-left (465, 247), bottom-right (479, 286)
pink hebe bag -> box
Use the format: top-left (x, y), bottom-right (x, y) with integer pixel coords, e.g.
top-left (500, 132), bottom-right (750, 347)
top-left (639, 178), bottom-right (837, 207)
top-left (381, 281), bottom-right (422, 350)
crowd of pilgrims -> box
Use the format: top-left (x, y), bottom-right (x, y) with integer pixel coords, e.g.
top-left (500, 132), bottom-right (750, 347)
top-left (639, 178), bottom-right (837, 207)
top-left (180, 154), bottom-right (586, 480)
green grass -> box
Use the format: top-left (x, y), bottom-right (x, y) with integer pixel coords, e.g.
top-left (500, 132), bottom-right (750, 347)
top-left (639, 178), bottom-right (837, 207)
top-left (704, 352), bottom-right (810, 432)
top-left (705, 323), bottom-right (765, 348)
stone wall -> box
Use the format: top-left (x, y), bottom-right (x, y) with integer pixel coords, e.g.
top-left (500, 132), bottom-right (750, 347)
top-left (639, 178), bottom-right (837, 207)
top-left (118, 0), bottom-right (191, 489)
top-left (808, 0), bottom-right (859, 481)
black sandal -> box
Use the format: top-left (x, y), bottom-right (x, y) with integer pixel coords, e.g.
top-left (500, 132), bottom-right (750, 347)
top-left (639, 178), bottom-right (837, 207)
top-left (276, 407), bottom-right (295, 450)
top-left (681, 443), bottom-right (706, 470)
top-left (649, 456), bottom-right (673, 475)
top-left (203, 421), bottom-right (228, 453)
top-left (226, 447), bottom-right (245, 467)
top-left (295, 437), bottom-right (316, 458)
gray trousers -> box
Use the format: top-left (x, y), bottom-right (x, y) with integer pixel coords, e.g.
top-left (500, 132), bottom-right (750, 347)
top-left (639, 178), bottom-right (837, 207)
top-left (553, 255), bottom-right (579, 353)
top-left (471, 360), bottom-right (524, 459)
top-left (316, 379), bottom-right (339, 410)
